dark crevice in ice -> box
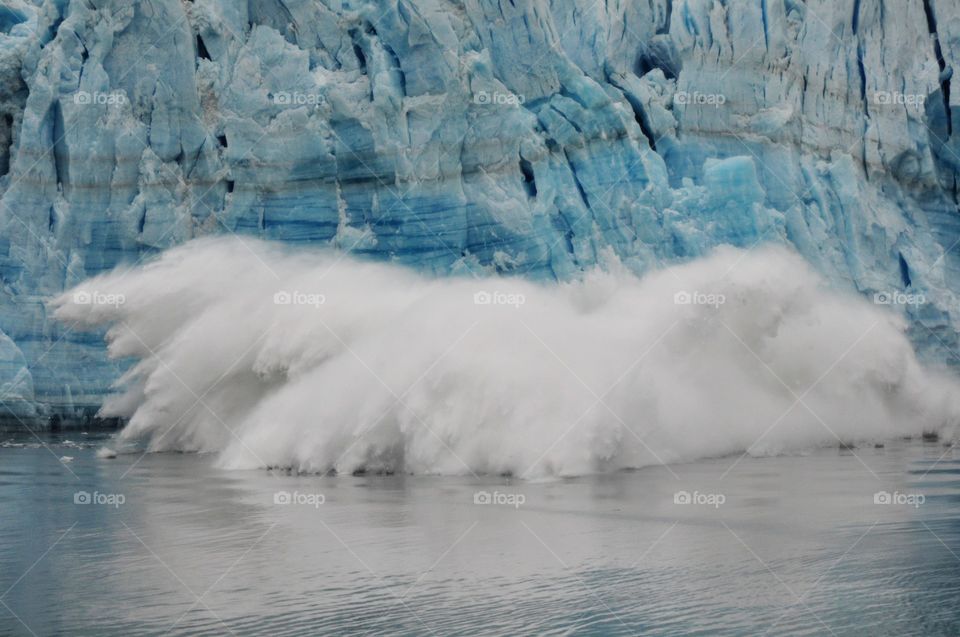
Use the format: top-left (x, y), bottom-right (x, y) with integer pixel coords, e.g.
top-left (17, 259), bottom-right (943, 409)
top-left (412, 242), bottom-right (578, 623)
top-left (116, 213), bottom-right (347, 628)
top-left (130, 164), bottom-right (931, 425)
top-left (380, 41), bottom-right (407, 97)
top-left (349, 29), bottom-right (367, 74)
top-left (50, 101), bottom-right (68, 191)
top-left (563, 149), bottom-right (591, 211)
top-left (924, 0), bottom-right (952, 137)
top-left (0, 113), bottom-right (12, 178)
top-left (658, 0), bottom-right (672, 35)
top-left (196, 34), bottom-right (211, 61)
top-left (899, 252), bottom-right (912, 288)
top-left (519, 157), bottom-right (537, 198)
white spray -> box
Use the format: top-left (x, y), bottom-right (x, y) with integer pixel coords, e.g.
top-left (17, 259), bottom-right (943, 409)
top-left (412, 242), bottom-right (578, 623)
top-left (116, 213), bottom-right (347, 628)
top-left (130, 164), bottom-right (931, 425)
top-left (52, 237), bottom-right (960, 477)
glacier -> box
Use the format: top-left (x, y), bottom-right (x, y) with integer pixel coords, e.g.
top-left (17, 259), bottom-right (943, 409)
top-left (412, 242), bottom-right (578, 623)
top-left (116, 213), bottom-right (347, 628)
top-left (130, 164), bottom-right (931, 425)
top-left (1, 0), bottom-right (960, 423)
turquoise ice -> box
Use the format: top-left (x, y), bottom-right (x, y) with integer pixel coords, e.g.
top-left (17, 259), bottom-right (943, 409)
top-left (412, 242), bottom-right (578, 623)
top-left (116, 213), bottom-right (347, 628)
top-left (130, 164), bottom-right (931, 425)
top-left (0, 0), bottom-right (958, 419)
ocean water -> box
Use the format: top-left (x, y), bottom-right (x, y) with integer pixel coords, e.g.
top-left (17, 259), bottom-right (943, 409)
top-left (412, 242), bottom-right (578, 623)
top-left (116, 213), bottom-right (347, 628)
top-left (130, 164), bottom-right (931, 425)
top-left (1, 433), bottom-right (959, 636)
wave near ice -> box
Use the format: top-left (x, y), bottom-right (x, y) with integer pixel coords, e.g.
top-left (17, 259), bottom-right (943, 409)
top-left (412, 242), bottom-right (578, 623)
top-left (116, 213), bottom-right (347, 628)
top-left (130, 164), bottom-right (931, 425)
top-left (52, 237), bottom-right (960, 477)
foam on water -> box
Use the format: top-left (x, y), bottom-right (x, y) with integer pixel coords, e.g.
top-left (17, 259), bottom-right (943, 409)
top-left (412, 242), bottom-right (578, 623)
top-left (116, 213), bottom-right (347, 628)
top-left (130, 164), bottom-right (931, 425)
top-left (52, 237), bottom-right (960, 477)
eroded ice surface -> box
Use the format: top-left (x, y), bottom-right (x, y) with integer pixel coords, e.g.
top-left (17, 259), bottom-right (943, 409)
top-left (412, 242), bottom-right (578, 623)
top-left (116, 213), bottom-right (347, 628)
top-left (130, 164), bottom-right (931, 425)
top-left (1, 0), bottom-right (960, 417)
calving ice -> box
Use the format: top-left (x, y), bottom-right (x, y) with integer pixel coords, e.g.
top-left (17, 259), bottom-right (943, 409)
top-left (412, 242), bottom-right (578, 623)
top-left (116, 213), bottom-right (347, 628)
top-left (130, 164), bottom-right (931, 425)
top-left (2, 1), bottom-right (960, 634)
top-left (52, 239), bottom-right (960, 477)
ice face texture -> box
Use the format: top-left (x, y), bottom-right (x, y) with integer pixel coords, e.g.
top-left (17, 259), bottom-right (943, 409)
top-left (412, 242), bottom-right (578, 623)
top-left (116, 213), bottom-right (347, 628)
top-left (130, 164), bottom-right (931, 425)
top-left (1, 0), bottom-right (959, 418)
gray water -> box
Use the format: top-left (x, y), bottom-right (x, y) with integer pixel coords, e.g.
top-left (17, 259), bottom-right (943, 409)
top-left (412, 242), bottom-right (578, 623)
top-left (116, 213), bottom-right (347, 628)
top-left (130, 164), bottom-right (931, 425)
top-left (1, 433), bottom-right (959, 636)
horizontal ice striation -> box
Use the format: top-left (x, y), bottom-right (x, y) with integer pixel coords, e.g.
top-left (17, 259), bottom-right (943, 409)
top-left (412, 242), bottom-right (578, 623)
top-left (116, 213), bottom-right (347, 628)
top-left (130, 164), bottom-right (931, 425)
top-left (1, 0), bottom-right (960, 420)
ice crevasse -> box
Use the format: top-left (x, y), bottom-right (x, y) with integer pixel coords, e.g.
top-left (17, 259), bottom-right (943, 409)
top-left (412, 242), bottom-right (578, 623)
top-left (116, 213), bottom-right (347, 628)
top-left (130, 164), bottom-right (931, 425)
top-left (0, 0), bottom-right (960, 421)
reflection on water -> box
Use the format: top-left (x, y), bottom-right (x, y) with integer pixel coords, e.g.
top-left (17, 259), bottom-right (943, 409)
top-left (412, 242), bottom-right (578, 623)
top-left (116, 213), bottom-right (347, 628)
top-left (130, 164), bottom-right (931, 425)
top-left (1, 434), bottom-right (959, 636)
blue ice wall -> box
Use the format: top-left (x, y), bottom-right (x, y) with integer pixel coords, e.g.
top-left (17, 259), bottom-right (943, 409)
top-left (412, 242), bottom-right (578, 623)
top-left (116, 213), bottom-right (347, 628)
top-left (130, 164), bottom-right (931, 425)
top-left (1, 0), bottom-right (959, 419)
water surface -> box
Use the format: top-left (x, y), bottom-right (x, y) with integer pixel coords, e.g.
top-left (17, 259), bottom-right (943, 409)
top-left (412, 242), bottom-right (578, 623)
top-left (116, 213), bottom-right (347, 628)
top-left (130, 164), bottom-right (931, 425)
top-left (1, 434), bottom-right (959, 636)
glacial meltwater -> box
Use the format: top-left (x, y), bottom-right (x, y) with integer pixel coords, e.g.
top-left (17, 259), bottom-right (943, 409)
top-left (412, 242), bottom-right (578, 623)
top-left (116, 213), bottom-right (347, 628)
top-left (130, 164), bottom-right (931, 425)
top-left (2, 433), bottom-right (959, 636)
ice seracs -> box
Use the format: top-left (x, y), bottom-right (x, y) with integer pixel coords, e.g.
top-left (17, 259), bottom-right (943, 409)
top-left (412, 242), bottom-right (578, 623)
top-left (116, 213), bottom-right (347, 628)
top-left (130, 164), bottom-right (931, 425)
top-left (0, 0), bottom-right (958, 420)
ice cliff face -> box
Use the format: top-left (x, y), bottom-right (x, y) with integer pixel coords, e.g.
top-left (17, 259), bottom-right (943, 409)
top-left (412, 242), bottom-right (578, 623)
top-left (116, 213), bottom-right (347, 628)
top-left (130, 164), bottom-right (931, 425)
top-left (0, 0), bottom-right (959, 421)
